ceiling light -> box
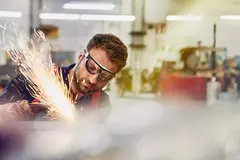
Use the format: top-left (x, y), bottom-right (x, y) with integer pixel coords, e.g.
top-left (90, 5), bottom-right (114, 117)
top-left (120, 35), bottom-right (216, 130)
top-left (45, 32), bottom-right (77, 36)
top-left (80, 14), bottom-right (135, 21)
top-left (39, 13), bottom-right (80, 20)
top-left (220, 15), bottom-right (240, 20)
top-left (63, 2), bottom-right (115, 10)
top-left (166, 15), bottom-right (201, 21)
top-left (0, 11), bottom-right (22, 18)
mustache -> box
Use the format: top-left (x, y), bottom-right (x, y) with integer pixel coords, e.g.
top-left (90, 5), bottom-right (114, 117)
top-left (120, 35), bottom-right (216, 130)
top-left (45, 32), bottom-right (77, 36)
top-left (73, 69), bottom-right (91, 86)
top-left (82, 78), bottom-right (91, 85)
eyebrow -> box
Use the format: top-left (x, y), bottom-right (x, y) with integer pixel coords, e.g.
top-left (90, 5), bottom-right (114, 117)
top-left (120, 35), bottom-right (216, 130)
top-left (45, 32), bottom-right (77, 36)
top-left (84, 49), bottom-right (114, 74)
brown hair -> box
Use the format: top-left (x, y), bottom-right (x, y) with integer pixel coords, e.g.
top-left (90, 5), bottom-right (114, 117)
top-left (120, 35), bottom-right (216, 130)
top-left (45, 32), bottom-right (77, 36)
top-left (87, 34), bottom-right (128, 72)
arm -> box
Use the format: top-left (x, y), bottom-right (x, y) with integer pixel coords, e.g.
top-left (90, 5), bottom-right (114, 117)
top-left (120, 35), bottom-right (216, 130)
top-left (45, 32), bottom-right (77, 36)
top-left (0, 74), bottom-right (34, 105)
top-left (0, 73), bottom-right (49, 122)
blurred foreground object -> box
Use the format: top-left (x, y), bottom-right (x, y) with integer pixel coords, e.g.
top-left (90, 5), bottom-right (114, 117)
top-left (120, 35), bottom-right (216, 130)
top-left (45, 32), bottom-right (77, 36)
top-left (0, 122), bottom-right (28, 160)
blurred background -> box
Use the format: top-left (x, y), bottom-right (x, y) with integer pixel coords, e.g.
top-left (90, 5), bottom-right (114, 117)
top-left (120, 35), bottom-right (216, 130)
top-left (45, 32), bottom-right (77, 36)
top-left (1, 0), bottom-right (240, 104)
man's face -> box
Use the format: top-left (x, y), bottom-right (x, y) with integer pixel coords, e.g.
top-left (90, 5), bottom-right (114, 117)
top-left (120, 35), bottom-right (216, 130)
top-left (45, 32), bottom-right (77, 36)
top-left (71, 48), bottom-right (118, 96)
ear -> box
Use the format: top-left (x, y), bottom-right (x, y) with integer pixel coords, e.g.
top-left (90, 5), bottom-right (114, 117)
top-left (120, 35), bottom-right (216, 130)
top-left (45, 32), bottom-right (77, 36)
top-left (78, 52), bottom-right (84, 61)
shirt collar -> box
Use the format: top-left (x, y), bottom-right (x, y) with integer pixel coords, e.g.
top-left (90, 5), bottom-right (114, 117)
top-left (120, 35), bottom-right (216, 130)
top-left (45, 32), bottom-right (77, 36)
top-left (65, 63), bottom-right (76, 72)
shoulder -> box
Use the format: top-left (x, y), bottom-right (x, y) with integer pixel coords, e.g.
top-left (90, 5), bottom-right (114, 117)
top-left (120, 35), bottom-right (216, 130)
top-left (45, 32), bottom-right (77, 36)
top-left (59, 63), bottom-right (76, 77)
top-left (60, 63), bottom-right (76, 72)
top-left (100, 90), bottom-right (110, 99)
top-left (100, 90), bottom-right (111, 107)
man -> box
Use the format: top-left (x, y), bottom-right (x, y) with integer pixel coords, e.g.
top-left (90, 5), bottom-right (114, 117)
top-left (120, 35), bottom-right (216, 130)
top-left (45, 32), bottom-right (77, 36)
top-left (0, 33), bottom-right (128, 121)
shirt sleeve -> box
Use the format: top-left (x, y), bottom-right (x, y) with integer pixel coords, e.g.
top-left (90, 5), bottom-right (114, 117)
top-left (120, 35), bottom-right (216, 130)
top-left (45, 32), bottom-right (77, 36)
top-left (0, 74), bottom-right (34, 105)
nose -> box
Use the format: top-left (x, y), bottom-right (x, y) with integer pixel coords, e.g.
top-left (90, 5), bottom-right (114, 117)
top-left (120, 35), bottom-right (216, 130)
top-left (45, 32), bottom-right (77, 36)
top-left (88, 74), bottom-right (98, 85)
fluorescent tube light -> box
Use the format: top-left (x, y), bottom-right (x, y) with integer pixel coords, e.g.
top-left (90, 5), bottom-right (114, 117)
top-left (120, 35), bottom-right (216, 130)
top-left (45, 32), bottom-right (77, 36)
top-left (63, 2), bottom-right (115, 10)
top-left (39, 13), bottom-right (80, 20)
top-left (80, 14), bottom-right (135, 21)
top-left (0, 11), bottom-right (22, 18)
top-left (166, 15), bottom-right (201, 21)
top-left (220, 15), bottom-right (240, 20)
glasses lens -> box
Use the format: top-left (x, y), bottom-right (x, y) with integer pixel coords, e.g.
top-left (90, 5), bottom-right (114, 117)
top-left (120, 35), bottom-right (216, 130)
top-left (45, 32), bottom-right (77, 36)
top-left (86, 59), bottom-right (98, 74)
top-left (98, 71), bottom-right (114, 82)
top-left (85, 56), bottom-right (115, 82)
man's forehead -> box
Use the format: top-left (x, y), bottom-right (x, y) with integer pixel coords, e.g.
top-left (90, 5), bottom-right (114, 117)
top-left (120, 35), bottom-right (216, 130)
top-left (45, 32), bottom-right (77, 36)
top-left (87, 48), bottom-right (107, 63)
top-left (88, 48), bottom-right (106, 56)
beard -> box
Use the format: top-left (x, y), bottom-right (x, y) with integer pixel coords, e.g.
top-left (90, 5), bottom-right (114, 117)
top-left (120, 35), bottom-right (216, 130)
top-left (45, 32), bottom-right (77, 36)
top-left (73, 66), bottom-right (99, 95)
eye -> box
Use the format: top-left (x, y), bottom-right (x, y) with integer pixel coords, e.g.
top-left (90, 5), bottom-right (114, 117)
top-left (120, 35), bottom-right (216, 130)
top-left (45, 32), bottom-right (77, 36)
top-left (87, 60), bottom-right (97, 71)
top-left (89, 64), bottom-right (95, 70)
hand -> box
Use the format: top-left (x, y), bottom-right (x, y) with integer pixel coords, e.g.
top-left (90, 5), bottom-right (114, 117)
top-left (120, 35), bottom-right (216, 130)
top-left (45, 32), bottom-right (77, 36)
top-left (2, 100), bottom-right (47, 121)
top-left (29, 103), bottom-right (47, 114)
